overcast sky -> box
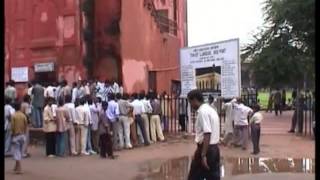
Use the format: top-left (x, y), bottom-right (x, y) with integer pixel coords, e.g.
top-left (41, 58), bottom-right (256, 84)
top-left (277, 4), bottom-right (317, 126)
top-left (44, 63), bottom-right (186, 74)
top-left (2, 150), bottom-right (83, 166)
top-left (187, 0), bottom-right (265, 48)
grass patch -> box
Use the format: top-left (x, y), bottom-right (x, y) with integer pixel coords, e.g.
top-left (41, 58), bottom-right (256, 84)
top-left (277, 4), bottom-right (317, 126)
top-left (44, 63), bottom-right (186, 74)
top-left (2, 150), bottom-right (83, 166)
top-left (257, 91), bottom-right (292, 109)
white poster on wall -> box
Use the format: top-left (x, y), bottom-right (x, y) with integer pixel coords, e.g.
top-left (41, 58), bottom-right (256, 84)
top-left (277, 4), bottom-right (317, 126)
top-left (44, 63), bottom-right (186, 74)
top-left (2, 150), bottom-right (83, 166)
top-left (11, 67), bottom-right (29, 82)
top-left (180, 39), bottom-right (241, 98)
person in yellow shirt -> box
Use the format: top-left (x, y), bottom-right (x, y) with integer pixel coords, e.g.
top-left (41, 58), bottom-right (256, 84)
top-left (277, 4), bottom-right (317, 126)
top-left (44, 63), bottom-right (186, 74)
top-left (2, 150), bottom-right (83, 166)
top-left (11, 102), bottom-right (28, 174)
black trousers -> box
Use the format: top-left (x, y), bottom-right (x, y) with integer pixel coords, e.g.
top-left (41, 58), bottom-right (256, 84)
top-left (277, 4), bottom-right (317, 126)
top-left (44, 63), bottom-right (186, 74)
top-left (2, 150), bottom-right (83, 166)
top-left (297, 109), bottom-right (304, 133)
top-left (290, 109), bottom-right (304, 133)
top-left (290, 110), bottom-right (297, 131)
top-left (179, 114), bottom-right (186, 131)
top-left (274, 103), bottom-right (282, 116)
top-left (135, 115), bottom-right (150, 145)
top-left (251, 123), bottom-right (260, 153)
top-left (99, 133), bottom-right (113, 158)
top-left (45, 132), bottom-right (56, 156)
top-left (188, 144), bottom-right (220, 180)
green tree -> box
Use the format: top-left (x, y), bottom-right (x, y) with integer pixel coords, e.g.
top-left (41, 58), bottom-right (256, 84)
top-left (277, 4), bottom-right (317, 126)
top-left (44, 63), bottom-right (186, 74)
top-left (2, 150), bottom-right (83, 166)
top-left (242, 0), bottom-right (315, 89)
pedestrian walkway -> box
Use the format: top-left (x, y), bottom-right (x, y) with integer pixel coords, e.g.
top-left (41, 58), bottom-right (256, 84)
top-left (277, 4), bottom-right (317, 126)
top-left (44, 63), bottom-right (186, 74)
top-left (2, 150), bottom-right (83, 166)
top-left (261, 111), bottom-right (293, 135)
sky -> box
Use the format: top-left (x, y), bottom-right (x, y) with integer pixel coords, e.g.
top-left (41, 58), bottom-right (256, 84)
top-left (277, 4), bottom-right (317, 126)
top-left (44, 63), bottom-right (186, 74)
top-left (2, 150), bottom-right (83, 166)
top-left (187, 0), bottom-right (266, 48)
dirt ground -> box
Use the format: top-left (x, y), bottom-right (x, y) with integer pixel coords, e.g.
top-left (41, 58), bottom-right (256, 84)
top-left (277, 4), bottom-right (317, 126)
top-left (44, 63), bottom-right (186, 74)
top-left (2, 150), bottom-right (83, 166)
top-left (5, 111), bottom-right (315, 180)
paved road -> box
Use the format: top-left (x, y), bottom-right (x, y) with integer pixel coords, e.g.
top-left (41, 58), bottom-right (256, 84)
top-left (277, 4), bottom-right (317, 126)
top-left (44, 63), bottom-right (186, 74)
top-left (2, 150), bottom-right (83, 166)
top-left (5, 111), bottom-right (315, 180)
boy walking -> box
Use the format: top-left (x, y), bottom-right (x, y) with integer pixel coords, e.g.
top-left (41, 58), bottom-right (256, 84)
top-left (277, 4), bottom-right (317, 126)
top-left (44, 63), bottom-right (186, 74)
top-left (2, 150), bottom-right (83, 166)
top-left (11, 102), bottom-right (28, 174)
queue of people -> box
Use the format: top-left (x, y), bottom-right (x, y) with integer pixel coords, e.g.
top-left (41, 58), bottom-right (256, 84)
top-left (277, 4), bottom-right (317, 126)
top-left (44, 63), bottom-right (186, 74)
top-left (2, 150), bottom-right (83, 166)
top-left (5, 79), bottom-right (167, 173)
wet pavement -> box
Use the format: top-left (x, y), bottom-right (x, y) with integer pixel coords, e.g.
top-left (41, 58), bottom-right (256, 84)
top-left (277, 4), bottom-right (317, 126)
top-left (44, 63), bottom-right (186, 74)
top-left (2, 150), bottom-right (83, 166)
top-left (5, 111), bottom-right (315, 180)
top-left (134, 156), bottom-right (315, 180)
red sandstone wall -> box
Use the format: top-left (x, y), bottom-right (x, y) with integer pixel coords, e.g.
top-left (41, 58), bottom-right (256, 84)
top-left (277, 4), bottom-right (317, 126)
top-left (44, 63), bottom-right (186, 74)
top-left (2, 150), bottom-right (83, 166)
top-left (120, 0), bottom-right (182, 94)
top-left (93, 0), bottom-right (122, 82)
top-left (5, 0), bottom-right (85, 88)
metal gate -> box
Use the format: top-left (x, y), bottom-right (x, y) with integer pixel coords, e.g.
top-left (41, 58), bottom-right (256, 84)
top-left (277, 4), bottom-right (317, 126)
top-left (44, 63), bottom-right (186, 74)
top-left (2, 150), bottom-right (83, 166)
top-left (159, 91), bottom-right (258, 135)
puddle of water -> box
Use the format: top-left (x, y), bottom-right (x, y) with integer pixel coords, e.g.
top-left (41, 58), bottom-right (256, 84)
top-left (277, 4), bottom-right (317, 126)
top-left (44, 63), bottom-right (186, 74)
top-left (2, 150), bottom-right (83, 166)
top-left (135, 157), bottom-right (315, 180)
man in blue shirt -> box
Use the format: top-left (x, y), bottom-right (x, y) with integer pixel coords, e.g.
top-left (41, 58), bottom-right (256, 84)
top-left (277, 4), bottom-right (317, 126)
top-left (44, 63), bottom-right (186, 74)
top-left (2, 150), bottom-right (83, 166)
top-left (106, 94), bottom-right (120, 150)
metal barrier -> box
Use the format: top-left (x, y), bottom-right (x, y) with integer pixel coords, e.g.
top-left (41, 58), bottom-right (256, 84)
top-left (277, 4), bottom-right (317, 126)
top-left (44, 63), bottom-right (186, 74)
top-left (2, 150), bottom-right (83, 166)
top-left (289, 94), bottom-right (314, 137)
top-left (302, 95), bottom-right (314, 137)
top-left (159, 92), bottom-right (258, 135)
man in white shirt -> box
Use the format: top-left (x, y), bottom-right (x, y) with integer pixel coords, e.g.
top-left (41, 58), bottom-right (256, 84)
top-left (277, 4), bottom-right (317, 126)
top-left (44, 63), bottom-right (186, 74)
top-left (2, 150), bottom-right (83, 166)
top-left (232, 98), bottom-right (253, 150)
top-left (187, 90), bottom-right (220, 180)
top-left (140, 92), bottom-right (153, 143)
top-left (78, 82), bottom-right (86, 100)
top-left (112, 80), bottom-right (120, 94)
top-left (130, 93), bottom-right (150, 146)
top-left (249, 104), bottom-right (263, 155)
top-left (63, 95), bottom-right (77, 155)
top-left (221, 98), bottom-right (237, 146)
top-left (84, 96), bottom-right (96, 155)
top-left (119, 83), bottom-right (124, 96)
top-left (75, 98), bottom-right (90, 155)
top-left (27, 83), bottom-right (33, 97)
top-left (71, 82), bottom-right (79, 103)
top-left (44, 83), bottom-right (56, 98)
top-left (84, 81), bottom-right (91, 95)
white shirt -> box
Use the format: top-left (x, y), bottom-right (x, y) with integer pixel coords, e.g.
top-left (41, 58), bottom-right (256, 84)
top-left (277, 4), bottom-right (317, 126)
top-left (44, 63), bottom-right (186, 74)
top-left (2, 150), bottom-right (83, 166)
top-left (78, 87), bottom-right (86, 99)
top-left (233, 103), bottom-right (253, 126)
top-left (72, 88), bottom-right (78, 103)
top-left (85, 85), bottom-right (90, 95)
top-left (89, 104), bottom-right (100, 130)
top-left (195, 104), bottom-right (220, 144)
top-left (45, 86), bottom-right (55, 98)
top-left (119, 86), bottom-right (124, 95)
top-left (250, 112), bottom-right (263, 124)
top-left (222, 100), bottom-right (236, 133)
top-left (84, 103), bottom-right (92, 124)
top-left (131, 99), bottom-right (146, 115)
top-left (141, 99), bottom-right (153, 114)
top-left (5, 104), bottom-right (15, 130)
top-left (64, 103), bottom-right (77, 124)
top-left (52, 104), bottom-right (58, 117)
top-left (27, 87), bottom-right (33, 96)
top-left (55, 86), bottom-right (61, 99)
top-left (75, 105), bottom-right (90, 126)
top-left (113, 83), bottom-right (120, 94)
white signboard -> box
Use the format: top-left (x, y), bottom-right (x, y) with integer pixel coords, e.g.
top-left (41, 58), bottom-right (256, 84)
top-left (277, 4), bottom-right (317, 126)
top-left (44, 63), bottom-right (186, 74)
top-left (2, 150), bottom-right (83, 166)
top-left (34, 62), bottom-right (54, 72)
top-left (11, 67), bottom-right (29, 82)
top-left (180, 39), bottom-right (241, 98)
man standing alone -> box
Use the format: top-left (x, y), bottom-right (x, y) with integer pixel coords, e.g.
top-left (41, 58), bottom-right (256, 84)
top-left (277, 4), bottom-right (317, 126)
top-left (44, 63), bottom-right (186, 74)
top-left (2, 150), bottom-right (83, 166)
top-left (187, 90), bottom-right (220, 180)
top-left (274, 88), bottom-right (282, 116)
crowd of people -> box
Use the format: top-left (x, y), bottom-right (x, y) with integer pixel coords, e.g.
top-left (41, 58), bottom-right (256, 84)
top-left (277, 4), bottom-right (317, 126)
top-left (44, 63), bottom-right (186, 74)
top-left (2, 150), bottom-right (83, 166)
top-left (214, 98), bottom-right (263, 155)
top-left (9, 79), bottom-right (315, 175)
top-left (5, 79), bottom-right (167, 173)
